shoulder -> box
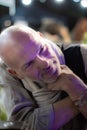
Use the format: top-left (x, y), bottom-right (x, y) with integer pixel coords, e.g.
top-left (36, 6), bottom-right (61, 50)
top-left (80, 44), bottom-right (87, 76)
top-left (56, 42), bottom-right (82, 51)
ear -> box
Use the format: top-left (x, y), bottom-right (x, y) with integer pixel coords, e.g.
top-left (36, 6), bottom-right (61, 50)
top-left (7, 68), bottom-right (24, 79)
top-left (7, 68), bottom-right (18, 77)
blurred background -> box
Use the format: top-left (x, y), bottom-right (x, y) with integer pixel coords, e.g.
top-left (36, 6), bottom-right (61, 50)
top-left (0, 0), bottom-right (87, 30)
top-left (0, 0), bottom-right (87, 43)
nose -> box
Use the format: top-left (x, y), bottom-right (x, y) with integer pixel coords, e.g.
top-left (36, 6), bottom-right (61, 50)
top-left (35, 55), bottom-right (49, 69)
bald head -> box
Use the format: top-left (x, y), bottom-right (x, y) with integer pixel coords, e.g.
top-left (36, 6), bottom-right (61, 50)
top-left (0, 24), bottom-right (37, 49)
top-left (0, 24), bottom-right (62, 82)
top-left (0, 24), bottom-right (40, 68)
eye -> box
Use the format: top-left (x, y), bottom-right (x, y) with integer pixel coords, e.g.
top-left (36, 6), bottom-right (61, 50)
top-left (24, 61), bottom-right (33, 69)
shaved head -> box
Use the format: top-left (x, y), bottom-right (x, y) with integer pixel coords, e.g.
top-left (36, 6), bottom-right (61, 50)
top-left (0, 24), bottom-right (40, 68)
top-left (0, 24), bottom-right (62, 82)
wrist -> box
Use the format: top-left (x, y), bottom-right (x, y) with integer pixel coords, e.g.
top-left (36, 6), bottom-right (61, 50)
top-left (61, 74), bottom-right (76, 91)
top-left (73, 89), bottom-right (87, 108)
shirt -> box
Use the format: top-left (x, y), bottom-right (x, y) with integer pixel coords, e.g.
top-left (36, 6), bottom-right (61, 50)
top-left (0, 43), bottom-right (87, 130)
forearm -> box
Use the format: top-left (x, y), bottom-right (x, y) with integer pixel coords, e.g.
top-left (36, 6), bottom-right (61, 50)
top-left (33, 88), bottom-right (80, 130)
top-left (10, 89), bottom-right (79, 130)
top-left (63, 75), bottom-right (87, 119)
top-left (10, 103), bottom-right (54, 130)
top-left (52, 97), bottom-right (79, 130)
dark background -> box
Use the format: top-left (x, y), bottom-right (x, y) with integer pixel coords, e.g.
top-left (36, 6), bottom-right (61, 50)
top-left (0, 0), bottom-right (87, 31)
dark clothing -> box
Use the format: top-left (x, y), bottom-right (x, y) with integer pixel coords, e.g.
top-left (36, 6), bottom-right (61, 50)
top-left (58, 43), bottom-right (87, 130)
top-left (61, 44), bottom-right (87, 83)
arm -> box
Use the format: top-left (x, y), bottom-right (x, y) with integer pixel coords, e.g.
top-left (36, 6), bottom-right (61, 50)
top-left (0, 62), bottom-right (79, 130)
top-left (52, 97), bottom-right (79, 130)
top-left (2, 83), bottom-right (54, 130)
top-left (2, 80), bottom-right (79, 130)
top-left (48, 65), bottom-right (87, 120)
top-left (32, 88), bottom-right (79, 130)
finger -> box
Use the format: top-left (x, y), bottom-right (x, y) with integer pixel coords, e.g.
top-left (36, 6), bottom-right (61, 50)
top-left (60, 64), bottom-right (66, 69)
top-left (60, 65), bottom-right (73, 74)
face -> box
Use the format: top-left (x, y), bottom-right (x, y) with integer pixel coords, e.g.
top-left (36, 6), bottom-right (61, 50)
top-left (16, 37), bottom-right (61, 83)
top-left (1, 27), bottom-right (61, 84)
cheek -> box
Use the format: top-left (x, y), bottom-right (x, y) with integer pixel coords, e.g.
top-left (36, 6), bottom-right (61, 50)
top-left (25, 68), bottom-right (39, 79)
top-left (16, 71), bottom-right (24, 79)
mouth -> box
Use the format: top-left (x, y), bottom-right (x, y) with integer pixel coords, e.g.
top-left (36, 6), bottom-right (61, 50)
top-left (38, 67), bottom-right (59, 83)
top-left (44, 66), bottom-right (55, 74)
top-left (42, 66), bottom-right (59, 78)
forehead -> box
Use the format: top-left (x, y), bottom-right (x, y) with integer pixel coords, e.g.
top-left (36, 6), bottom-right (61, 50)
top-left (20, 38), bottom-right (41, 58)
top-left (0, 27), bottom-right (43, 68)
top-left (12, 35), bottom-right (43, 69)
top-left (18, 31), bottom-right (42, 53)
top-left (8, 27), bottom-right (42, 55)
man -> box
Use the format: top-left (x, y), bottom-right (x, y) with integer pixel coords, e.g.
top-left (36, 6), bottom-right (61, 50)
top-left (0, 24), bottom-right (87, 130)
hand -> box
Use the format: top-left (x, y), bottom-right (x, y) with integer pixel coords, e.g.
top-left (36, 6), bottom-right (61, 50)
top-left (48, 65), bottom-right (85, 92)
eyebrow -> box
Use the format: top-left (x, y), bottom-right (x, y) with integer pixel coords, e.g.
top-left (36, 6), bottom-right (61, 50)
top-left (22, 60), bottom-right (33, 70)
